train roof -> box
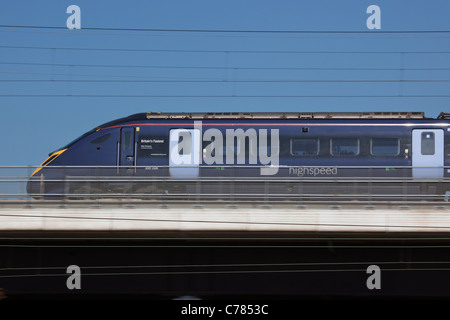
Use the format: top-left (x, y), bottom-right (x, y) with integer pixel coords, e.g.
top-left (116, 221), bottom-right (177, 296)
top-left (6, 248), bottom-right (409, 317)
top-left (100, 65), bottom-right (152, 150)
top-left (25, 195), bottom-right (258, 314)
top-left (142, 111), bottom-right (429, 120)
top-left (98, 111), bottom-right (450, 128)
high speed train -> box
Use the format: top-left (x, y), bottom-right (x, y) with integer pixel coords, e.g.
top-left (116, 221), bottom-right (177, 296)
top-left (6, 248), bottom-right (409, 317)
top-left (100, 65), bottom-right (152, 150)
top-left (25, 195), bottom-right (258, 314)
top-left (26, 111), bottom-right (450, 200)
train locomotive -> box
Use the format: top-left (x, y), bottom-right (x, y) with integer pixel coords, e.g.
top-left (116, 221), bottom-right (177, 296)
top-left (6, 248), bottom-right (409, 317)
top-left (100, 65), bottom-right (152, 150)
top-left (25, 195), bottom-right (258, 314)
top-left (26, 111), bottom-right (450, 201)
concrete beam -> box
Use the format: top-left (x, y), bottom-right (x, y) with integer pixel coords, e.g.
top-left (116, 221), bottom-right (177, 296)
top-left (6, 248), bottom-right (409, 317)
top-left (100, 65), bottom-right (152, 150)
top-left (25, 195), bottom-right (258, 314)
top-left (0, 206), bottom-right (449, 233)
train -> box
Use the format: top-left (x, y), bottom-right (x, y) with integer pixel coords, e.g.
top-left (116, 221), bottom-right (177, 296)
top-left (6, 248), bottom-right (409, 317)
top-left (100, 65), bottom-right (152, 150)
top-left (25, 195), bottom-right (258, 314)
top-left (26, 111), bottom-right (450, 201)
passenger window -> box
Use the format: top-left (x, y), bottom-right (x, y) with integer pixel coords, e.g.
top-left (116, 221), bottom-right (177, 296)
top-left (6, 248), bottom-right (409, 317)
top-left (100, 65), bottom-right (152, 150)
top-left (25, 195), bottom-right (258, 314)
top-left (331, 138), bottom-right (359, 156)
top-left (90, 133), bottom-right (111, 144)
top-left (122, 131), bottom-right (133, 153)
top-left (421, 132), bottom-right (435, 155)
top-left (290, 139), bottom-right (319, 156)
top-left (371, 138), bottom-right (399, 156)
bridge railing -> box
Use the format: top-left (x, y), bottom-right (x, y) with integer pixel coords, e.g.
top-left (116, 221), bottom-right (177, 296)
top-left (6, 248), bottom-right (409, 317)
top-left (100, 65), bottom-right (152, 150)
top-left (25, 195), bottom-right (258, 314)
top-left (0, 165), bottom-right (449, 203)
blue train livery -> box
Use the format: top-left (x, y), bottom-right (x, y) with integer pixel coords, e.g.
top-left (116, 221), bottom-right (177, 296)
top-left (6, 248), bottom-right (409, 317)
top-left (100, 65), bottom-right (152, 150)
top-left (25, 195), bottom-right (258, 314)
top-left (26, 111), bottom-right (450, 200)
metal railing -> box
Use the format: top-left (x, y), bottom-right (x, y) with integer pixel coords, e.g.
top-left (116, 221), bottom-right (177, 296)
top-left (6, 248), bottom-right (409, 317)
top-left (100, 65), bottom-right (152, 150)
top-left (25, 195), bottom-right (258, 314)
top-left (0, 165), bottom-right (448, 207)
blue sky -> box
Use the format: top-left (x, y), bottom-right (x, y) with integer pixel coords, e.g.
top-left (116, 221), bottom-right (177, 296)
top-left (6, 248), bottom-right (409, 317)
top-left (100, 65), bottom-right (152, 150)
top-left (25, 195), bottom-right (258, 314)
top-left (1, 0), bottom-right (450, 165)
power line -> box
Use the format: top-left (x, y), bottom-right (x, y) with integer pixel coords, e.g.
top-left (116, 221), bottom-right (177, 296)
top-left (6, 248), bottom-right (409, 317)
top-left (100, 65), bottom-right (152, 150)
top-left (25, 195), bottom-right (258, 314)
top-left (3, 79), bottom-right (450, 84)
top-left (2, 237), bottom-right (450, 241)
top-left (1, 24), bottom-right (450, 34)
top-left (5, 260), bottom-right (448, 272)
top-left (0, 70), bottom-right (195, 79)
top-left (2, 60), bottom-right (450, 71)
top-left (2, 261), bottom-right (450, 279)
top-left (2, 79), bottom-right (450, 83)
top-left (5, 267), bottom-right (450, 279)
top-left (1, 45), bottom-right (450, 54)
top-left (3, 244), bottom-right (450, 248)
top-left (3, 28), bottom-right (450, 40)
top-left (1, 94), bottom-right (449, 98)
top-left (2, 70), bottom-right (450, 82)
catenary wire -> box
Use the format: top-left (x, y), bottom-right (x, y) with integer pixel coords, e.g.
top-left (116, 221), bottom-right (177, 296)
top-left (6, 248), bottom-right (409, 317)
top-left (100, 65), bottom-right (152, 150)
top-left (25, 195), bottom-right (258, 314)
top-left (2, 45), bottom-right (450, 54)
top-left (4, 260), bottom-right (449, 272)
top-left (2, 61), bottom-right (450, 71)
top-left (1, 94), bottom-right (449, 98)
top-left (2, 267), bottom-right (450, 279)
top-left (2, 70), bottom-right (450, 82)
top-left (2, 237), bottom-right (450, 241)
top-left (3, 28), bottom-right (450, 39)
top-left (2, 244), bottom-right (450, 248)
top-left (2, 79), bottom-right (450, 83)
top-left (1, 24), bottom-right (450, 34)
top-left (2, 261), bottom-right (450, 279)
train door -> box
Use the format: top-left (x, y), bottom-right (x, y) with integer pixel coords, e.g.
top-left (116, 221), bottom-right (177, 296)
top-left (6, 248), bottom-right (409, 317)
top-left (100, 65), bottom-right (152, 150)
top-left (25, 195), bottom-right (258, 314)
top-left (119, 127), bottom-right (136, 174)
top-left (412, 129), bottom-right (444, 178)
top-left (169, 128), bottom-right (200, 178)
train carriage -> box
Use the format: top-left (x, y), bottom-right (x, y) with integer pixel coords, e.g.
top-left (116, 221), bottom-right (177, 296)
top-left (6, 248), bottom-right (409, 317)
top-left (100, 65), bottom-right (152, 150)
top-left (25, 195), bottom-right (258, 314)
top-left (27, 111), bottom-right (450, 201)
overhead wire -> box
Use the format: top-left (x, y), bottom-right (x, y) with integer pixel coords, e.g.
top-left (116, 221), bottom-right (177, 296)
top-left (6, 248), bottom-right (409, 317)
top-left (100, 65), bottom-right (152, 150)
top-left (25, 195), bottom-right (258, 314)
top-left (1, 79), bottom-right (450, 83)
top-left (0, 27), bottom-right (448, 102)
top-left (2, 237), bottom-right (450, 241)
top-left (5, 260), bottom-right (450, 272)
top-left (1, 94), bottom-right (449, 98)
top-left (1, 24), bottom-right (450, 34)
top-left (2, 264), bottom-right (450, 279)
top-left (2, 61), bottom-right (450, 71)
top-left (4, 268), bottom-right (450, 279)
top-left (2, 44), bottom-right (450, 54)
top-left (3, 28), bottom-right (450, 39)
top-left (0, 39), bottom-right (447, 100)
top-left (2, 25), bottom-right (450, 42)
top-left (2, 244), bottom-right (450, 248)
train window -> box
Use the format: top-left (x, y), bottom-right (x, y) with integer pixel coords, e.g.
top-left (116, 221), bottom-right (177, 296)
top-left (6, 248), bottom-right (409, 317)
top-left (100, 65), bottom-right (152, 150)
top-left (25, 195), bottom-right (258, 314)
top-left (290, 139), bottom-right (319, 156)
top-left (90, 133), bottom-right (111, 144)
top-left (331, 138), bottom-right (359, 156)
top-left (371, 138), bottom-right (399, 156)
top-left (58, 128), bottom-right (97, 151)
top-left (421, 132), bottom-right (435, 155)
top-left (122, 131), bottom-right (133, 153)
